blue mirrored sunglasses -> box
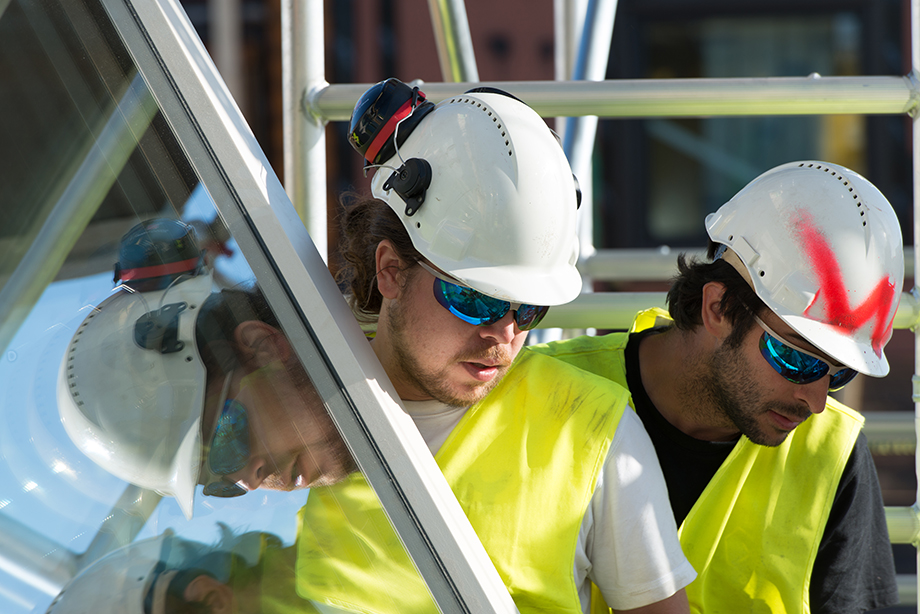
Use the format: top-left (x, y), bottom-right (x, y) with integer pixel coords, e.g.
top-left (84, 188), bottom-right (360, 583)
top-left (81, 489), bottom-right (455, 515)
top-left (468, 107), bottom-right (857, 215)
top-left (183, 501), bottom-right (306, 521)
top-left (418, 261), bottom-right (549, 331)
top-left (202, 398), bottom-right (251, 498)
top-left (754, 316), bottom-right (858, 392)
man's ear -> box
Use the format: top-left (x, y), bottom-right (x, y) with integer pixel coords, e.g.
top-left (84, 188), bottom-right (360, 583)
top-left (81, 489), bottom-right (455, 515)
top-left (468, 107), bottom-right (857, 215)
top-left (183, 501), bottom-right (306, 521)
top-left (375, 240), bottom-right (406, 300)
top-left (234, 320), bottom-right (292, 366)
top-left (183, 575), bottom-right (235, 613)
top-left (700, 281), bottom-right (733, 340)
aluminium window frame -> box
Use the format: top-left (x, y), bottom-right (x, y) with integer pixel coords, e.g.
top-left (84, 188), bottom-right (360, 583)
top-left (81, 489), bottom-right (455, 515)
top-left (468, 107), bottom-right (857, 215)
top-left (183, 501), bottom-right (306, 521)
top-left (92, 0), bottom-right (519, 612)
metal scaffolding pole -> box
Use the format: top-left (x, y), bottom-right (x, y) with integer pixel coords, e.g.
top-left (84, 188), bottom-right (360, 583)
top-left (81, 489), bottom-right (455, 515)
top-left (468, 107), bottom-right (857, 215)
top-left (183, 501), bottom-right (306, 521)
top-left (911, 0), bottom-right (920, 607)
top-left (311, 75), bottom-right (917, 122)
top-left (426, 0), bottom-right (478, 82)
top-left (283, 0), bottom-right (327, 261)
top-left (562, 0), bottom-right (618, 268)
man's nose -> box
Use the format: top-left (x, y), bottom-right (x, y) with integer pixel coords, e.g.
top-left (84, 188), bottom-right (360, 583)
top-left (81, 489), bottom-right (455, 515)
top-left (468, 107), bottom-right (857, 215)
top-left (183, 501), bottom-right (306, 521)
top-left (229, 456), bottom-right (270, 491)
top-left (479, 311), bottom-right (517, 344)
top-left (795, 378), bottom-right (829, 415)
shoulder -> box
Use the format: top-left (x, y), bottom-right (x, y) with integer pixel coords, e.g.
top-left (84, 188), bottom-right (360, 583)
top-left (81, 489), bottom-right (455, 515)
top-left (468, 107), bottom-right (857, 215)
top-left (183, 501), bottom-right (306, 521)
top-left (787, 397), bottom-right (865, 458)
top-left (523, 333), bottom-right (630, 384)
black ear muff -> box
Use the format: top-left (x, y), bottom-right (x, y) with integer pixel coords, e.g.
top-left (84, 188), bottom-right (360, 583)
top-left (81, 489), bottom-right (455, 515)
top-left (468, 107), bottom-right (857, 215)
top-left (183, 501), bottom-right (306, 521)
top-left (383, 157), bottom-right (432, 216)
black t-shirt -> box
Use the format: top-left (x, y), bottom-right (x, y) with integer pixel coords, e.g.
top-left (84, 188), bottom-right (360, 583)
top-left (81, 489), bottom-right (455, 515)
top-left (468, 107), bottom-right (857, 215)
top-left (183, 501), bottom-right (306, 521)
top-left (625, 329), bottom-right (899, 613)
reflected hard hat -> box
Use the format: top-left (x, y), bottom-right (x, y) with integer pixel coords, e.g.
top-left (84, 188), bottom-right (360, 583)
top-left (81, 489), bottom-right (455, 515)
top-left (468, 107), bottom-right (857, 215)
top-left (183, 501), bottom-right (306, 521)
top-left (46, 532), bottom-right (175, 614)
top-left (58, 222), bottom-right (213, 520)
top-left (706, 160), bottom-right (904, 377)
top-left (356, 83), bottom-right (582, 306)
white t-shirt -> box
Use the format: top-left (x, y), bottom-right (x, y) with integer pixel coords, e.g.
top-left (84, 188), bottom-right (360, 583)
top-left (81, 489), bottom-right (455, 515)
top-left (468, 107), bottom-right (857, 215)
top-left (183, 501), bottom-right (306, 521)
top-left (402, 399), bottom-right (696, 613)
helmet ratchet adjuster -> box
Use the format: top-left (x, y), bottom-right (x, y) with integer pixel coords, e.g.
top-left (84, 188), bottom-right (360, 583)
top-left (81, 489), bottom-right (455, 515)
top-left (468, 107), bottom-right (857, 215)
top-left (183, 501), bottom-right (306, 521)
top-left (134, 302), bottom-right (187, 354)
top-left (383, 157), bottom-right (432, 216)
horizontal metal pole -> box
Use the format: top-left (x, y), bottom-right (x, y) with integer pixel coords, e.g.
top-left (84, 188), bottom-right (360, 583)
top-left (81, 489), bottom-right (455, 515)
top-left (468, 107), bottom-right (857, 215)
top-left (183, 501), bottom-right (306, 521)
top-left (311, 75), bottom-right (918, 122)
top-left (864, 412), bottom-right (919, 447)
top-left (0, 514), bottom-right (76, 596)
top-left (539, 291), bottom-right (920, 331)
top-left (581, 248), bottom-right (917, 282)
top-left (888, 505), bottom-right (920, 545)
top-left (898, 572), bottom-right (917, 605)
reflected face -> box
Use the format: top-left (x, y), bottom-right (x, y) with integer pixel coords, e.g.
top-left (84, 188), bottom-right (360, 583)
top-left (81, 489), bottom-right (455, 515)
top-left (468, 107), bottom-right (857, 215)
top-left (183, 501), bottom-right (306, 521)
top-left (382, 265), bottom-right (528, 407)
top-left (702, 312), bottom-right (831, 446)
top-left (203, 363), bottom-right (357, 494)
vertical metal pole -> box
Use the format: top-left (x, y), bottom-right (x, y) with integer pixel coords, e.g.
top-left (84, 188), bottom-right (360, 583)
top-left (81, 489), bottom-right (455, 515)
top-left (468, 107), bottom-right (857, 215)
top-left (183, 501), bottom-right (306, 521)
top-left (534, 0), bottom-right (616, 344)
top-left (209, 0), bottom-right (245, 116)
top-left (283, 0), bottom-right (328, 261)
top-left (912, 1), bottom-right (920, 610)
top-left (426, 0), bottom-right (479, 82)
top-left (563, 0), bottom-right (618, 270)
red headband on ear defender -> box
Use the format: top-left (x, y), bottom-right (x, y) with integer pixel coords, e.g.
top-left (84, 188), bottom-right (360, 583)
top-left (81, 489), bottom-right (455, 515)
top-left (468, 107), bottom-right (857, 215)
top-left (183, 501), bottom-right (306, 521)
top-left (348, 78), bottom-right (435, 165)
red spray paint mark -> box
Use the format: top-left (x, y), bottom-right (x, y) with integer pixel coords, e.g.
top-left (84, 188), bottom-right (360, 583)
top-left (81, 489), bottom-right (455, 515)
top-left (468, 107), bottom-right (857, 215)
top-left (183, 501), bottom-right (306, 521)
top-left (797, 213), bottom-right (895, 357)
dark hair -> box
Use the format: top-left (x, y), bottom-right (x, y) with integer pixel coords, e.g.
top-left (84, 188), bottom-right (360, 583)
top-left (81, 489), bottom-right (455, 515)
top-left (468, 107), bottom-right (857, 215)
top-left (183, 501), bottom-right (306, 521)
top-left (195, 285), bottom-right (279, 378)
top-left (334, 193), bottom-right (423, 322)
top-left (666, 241), bottom-right (767, 349)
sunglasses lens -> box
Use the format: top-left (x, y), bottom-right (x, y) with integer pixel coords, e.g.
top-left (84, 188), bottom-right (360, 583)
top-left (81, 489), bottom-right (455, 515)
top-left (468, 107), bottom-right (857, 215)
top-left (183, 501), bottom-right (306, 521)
top-left (433, 278), bottom-right (509, 326)
top-left (208, 399), bottom-right (250, 475)
top-left (203, 480), bottom-right (247, 498)
top-left (828, 368), bottom-right (858, 392)
top-left (760, 332), bottom-right (828, 385)
top-left (514, 304), bottom-right (550, 331)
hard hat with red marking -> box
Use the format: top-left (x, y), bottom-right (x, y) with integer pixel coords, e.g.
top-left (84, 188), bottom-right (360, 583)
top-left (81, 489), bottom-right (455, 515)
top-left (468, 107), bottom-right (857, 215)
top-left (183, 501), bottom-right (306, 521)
top-left (706, 160), bottom-right (904, 377)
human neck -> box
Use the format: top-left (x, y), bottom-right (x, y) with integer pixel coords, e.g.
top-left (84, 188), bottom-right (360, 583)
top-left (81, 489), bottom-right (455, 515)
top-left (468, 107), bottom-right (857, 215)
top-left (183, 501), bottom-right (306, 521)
top-left (639, 328), bottom-right (741, 442)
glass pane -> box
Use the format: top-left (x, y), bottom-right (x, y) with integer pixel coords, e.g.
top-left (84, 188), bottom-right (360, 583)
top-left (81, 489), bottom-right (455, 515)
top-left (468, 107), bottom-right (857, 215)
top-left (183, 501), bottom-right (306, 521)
top-left (0, 1), bottom-right (439, 612)
top-left (641, 13), bottom-right (865, 245)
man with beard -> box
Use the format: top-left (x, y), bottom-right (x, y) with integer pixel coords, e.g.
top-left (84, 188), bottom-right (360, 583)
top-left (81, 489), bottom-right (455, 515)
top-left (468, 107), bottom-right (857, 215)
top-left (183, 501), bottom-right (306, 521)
top-left (59, 219), bottom-right (357, 519)
top-left (294, 79), bottom-right (695, 613)
top-left (528, 160), bottom-right (903, 613)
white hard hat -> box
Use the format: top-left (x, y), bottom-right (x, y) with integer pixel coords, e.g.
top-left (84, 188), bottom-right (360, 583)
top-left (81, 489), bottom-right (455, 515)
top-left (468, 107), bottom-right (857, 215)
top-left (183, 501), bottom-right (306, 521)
top-left (356, 82), bottom-right (582, 306)
top-left (46, 532), bottom-right (175, 614)
top-left (706, 160), bottom-right (904, 377)
top-left (57, 272), bottom-right (212, 519)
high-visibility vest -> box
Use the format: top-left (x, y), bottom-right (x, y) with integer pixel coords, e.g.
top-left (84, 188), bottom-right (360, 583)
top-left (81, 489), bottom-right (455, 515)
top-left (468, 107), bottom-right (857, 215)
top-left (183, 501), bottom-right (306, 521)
top-left (295, 351), bottom-right (627, 613)
top-left (526, 308), bottom-right (863, 614)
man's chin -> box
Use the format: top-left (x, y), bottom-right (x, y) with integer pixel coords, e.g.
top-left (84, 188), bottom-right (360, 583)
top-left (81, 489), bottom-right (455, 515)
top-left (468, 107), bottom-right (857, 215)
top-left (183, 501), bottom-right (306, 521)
top-left (434, 374), bottom-right (503, 408)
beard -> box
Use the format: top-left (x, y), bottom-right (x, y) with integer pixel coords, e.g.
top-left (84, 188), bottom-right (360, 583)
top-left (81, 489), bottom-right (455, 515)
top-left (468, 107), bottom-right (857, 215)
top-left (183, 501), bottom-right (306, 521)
top-left (698, 340), bottom-right (813, 447)
top-left (385, 294), bottom-right (514, 407)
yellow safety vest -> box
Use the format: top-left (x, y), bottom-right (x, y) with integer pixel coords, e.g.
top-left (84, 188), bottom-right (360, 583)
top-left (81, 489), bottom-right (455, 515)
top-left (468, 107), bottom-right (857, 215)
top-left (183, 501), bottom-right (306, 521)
top-left (295, 351), bottom-right (627, 613)
top-left (526, 308), bottom-right (864, 614)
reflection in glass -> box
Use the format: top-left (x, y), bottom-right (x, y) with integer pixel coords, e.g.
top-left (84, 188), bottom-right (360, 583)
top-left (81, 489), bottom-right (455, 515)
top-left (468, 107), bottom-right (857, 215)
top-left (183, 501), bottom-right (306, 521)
top-left (0, 1), bottom-right (441, 612)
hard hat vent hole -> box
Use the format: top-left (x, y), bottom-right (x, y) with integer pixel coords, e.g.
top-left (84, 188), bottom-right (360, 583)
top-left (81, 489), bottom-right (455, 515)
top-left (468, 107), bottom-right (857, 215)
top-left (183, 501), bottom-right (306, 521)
top-left (759, 271), bottom-right (765, 277)
top-left (416, 222), bottom-right (421, 229)
top-left (449, 96), bottom-right (514, 156)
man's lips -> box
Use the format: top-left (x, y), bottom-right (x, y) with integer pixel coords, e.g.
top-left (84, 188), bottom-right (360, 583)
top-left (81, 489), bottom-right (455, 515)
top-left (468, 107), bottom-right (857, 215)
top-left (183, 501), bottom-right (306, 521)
top-left (768, 409), bottom-right (805, 431)
top-left (461, 361), bottom-right (503, 381)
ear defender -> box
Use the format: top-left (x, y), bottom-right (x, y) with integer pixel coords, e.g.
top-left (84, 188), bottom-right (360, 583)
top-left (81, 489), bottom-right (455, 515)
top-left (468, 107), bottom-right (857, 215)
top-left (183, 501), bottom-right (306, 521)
top-left (382, 157), bottom-right (432, 217)
top-left (348, 78), bottom-right (436, 216)
top-left (348, 78), bottom-right (435, 165)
